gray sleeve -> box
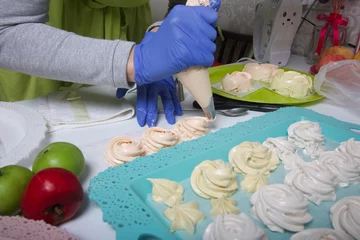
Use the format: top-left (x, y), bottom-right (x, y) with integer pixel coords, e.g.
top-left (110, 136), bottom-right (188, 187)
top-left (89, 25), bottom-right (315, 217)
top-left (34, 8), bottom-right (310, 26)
top-left (0, 0), bottom-right (135, 88)
top-left (147, 21), bottom-right (163, 32)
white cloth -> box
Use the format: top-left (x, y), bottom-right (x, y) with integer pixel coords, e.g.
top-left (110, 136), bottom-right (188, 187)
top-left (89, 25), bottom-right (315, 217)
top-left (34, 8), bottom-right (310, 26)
top-left (21, 85), bottom-right (135, 132)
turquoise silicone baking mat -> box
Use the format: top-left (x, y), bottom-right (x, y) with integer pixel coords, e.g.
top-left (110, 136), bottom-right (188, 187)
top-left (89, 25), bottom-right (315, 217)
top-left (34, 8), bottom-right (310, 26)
top-left (88, 107), bottom-right (360, 240)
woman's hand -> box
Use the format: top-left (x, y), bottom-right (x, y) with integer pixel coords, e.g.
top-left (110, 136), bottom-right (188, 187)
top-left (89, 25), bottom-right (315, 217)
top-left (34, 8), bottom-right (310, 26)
top-left (132, 5), bottom-right (218, 86)
top-left (136, 77), bottom-right (182, 127)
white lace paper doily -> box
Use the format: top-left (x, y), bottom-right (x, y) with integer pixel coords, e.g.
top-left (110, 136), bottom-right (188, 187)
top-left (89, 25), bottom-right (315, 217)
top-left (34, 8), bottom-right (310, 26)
top-left (0, 102), bottom-right (47, 167)
top-left (0, 216), bottom-right (78, 240)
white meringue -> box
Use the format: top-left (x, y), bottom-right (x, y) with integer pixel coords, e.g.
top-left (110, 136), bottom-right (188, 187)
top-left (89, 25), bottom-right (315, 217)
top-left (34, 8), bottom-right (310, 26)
top-left (229, 142), bottom-right (279, 175)
top-left (287, 121), bottom-right (326, 158)
top-left (174, 117), bottom-right (209, 141)
top-left (164, 201), bottom-right (205, 234)
top-left (282, 152), bottom-right (306, 171)
top-left (104, 136), bottom-right (145, 166)
top-left (147, 178), bottom-right (184, 207)
top-left (190, 159), bottom-right (238, 199)
top-left (240, 174), bottom-right (268, 193)
top-left (243, 62), bottom-right (278, 82)
top-left (263, 137), bottom-right (298, 160)
top-left (209, 196), bottom-right (240, 216)
top-left (316, 151), bottom-right (360, 187)
top-left (203, 213), bottom-right (268, 240)
top-left (284, 161), bottom-right (337, 205)
top-left (141, 127), bottom-right (179, 153)
top-left (337, 138), bottom-right (360, 163)
top-left (221, 71), bottom-right (253, 93)
top-left (251, 184), bottom-right (312, 233)
top-left (290, 228), bottom-right (355, 240)
top-left (331, 196), bottom-right (360, 240)
top-left (270, 70), bottom-right (313, 98)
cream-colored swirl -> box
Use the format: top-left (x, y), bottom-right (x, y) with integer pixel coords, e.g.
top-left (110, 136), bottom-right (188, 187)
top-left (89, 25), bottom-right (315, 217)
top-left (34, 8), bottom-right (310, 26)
top-left (290, 228), bottom-right (355, 240)
top-left (337, 138), bottom-right (360, 162)
top-left (141, 127), bottom-right (179, 153)
top-left (221, 71), bottom-right (253, 93)
top-left (164, 201), bottom-right (205, 234)
top-left (210, 196), bottom-right (240, 216)
top-left (104, 136), bottom-right (145, 166)
top-left (203, 213), bottom-right (268, 240)
top-left (284, 161), bottom-right (337, 205)
top-left (229, 142), bottom-right (279, 175)
top-left (287, 121), bottom-right (326, 158)
top-left (243, 62), bottom-right (278, 82)
top-left (330, 196), bottom-right (360, 240)
top-left (147, 178), bottom-right (184, 207)
top-left (316, 151), bottom-right (360, 187)
top-left (190, 159), bottom-right (238, 199)
top-left (250, 184), bottom-right (312, 233)
top-left (270, 70), bottom-right (313, 98)
top-left (240, 174), bottom-right (268, 193)
top-left (174, 117), bottom-right (210, 141)
top-left (263, 137), bottom-right (298, 160)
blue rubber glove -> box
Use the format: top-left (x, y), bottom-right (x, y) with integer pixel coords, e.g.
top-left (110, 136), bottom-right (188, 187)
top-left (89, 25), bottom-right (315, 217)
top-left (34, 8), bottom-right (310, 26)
top-left (136, 77), bottom-right (183, 127)
top-left (134, 5), bottom-right (218, 86)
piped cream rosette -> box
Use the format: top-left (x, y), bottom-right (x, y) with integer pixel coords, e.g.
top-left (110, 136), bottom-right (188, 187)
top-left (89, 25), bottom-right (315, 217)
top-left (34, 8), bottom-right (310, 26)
top-left (141, 127), bottom-right (179, 154)
top-left (174, 117), bottom-right (210, 141)
top-left (221, 71), bottom-right (253, 93)
top-left (190, 159), bottom-right (238, 199)
top-left (270, 70), bottom-right (313, 99)
top-left (104, 136), bottom-right (145, 166)
top-left (229, 142), bottom-right (279, 193)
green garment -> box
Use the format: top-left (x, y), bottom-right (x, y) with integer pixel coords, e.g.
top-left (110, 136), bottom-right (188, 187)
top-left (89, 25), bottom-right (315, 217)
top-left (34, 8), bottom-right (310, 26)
top-left (0, 0), bottom-right (152, 102)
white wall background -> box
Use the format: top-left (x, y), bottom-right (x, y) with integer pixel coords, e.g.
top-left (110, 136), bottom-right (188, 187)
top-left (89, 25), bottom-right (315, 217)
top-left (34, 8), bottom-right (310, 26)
top-left (149, 0), bottom-right (360, 57)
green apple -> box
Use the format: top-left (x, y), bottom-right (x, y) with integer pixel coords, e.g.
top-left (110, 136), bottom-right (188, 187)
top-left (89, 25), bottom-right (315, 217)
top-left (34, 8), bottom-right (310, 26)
top-left (0, 165), bottom-right (34, 215)
top-left (32, 142), bottom-right (85, 177)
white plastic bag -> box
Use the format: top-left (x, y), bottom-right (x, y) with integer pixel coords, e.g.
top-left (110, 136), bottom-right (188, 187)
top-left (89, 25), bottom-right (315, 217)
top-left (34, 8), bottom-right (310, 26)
top-left (314, 60), bottom-right (360, 108)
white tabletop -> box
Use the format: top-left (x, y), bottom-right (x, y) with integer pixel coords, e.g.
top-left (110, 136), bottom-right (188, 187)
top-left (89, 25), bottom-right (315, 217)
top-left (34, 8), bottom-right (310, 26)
top-left (18, 55), bottom-right (360, 240)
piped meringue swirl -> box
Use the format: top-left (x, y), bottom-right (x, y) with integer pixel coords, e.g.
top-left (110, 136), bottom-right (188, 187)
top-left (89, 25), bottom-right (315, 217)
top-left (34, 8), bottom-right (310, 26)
top-left (284, 161), bottom-right (337, 205)
top-left (243, 62), bottom-right (278, 82)
top-left (147, 178), bottom-right (184, 207)
top-left (203, 213), bottom-right (268, 240)
top-left (174, 117), bottom-right (210, 141)
top-left (288, 121), bottom-right (326, 158)
top-left (250, 184), bottom-right (312, 233)
top-left (164, 201), bottom-right (205, 234)
top-left (290, 228), bottom-right (355, 240)
top-left (330, 196), bottom-right (360, 240)
top-left (270, 70), bottom-right (313, 99)
top-left (141, 127), bottom-right (179, 153)
top-left (337, 138), bottom-right (360, 162)
top-left (210, 196), bottom-right (240, 216)
top-left (316, 151), bottom-right (360, 187)
top-left (229, 142), bottom-right (279, 175)
top-left (263, 137), bottom-right (297, 160)
top-left (190, 159), bottom-right (238, 199)
top-left (240, 174), bottom-right (268, 193)
top-left (221, 71), bottom-right (253, 93)
top-left (104, 136), bottom-right (145, 166)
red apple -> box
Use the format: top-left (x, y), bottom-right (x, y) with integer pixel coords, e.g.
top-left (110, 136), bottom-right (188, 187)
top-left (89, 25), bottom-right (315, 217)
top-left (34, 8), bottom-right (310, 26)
top-left (316, 54), bottom-right (346, 72)
top-left (21, 168), bottom-right (83, 226)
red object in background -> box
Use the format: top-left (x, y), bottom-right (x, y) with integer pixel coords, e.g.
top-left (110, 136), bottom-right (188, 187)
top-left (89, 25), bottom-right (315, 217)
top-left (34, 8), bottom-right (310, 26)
top-left (21, 168), bottom-right (83, 226)
top-left (212, 61), bottom-right (222, 67)
top-left (315, 54), bottom-right (346, 72)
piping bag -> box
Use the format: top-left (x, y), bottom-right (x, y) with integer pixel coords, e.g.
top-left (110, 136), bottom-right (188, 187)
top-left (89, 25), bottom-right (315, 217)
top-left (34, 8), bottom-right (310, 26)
top-left (175, 0), bottom-right (221, 121)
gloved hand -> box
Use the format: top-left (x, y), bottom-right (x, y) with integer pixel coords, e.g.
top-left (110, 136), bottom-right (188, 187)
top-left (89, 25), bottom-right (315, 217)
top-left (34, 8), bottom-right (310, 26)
top-left (136, 77), bottom-right (182, 127)
top-left (134, 5), bottom-right (218, 86)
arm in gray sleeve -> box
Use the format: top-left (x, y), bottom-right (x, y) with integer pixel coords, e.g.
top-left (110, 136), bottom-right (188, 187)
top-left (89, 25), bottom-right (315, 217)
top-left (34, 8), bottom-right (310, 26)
top-left (0, 0), bottom-right (134, 88)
